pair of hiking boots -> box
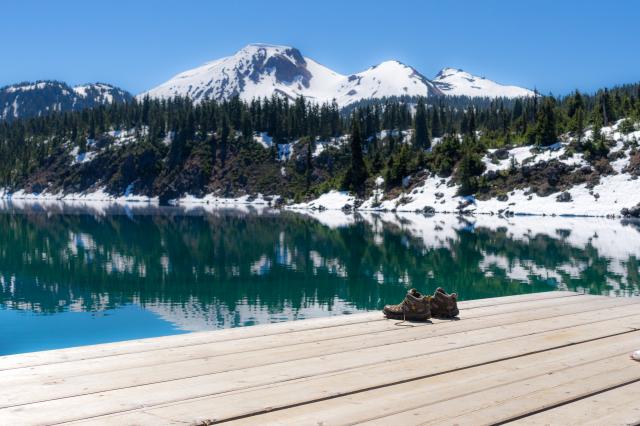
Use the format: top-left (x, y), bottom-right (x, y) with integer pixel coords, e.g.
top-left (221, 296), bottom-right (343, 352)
top-left (383, 287), bottom-right (459, 321)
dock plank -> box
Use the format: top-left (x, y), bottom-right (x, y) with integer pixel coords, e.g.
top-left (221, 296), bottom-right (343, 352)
top-left (3, 292), bottom-right (640, 426)
top-left (513, 380), bottom-right (640, 425)
top-left (222, 333), bottom-right (640, 426)
top-left (64, 313), bottom-right (640, 426)
top-left (0, 295), bottom-right (631, 409)
top-left (7, 301), bottom-right (640, 425)
top-left (360, 356), bottom-right (640, 426)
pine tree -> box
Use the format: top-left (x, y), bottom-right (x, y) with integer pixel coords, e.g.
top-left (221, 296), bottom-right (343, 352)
top-left (305, 137), bottom-right (313, 192)
top-left (535, 98), bottom-right (557, 146)
top-left (431, 107), bottom-right (442, 138)
top-left (591, 112), bottom-right (603, 144)
top-left (601, 89), bottom-right (613, 125)
top-left (456, 138), bottom-right (486, 196)
top-left (342, 114), bottom-right (368, 194)
top-left (512, 98), bottom-right (523, 121)
top-left (573, 107), bottom-right (585, 144)
top-left (241, 110), bottom-right (253, 145)
top-left (413, 98), bottom-right (430, 149)
top-left (572, 91), bottom-right (584, 116)
top-left (218, 113), bottom-right (230, 165)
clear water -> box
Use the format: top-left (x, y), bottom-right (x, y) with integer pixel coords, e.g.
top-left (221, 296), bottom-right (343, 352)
top-left (1, 202), bottom-right (638, 355)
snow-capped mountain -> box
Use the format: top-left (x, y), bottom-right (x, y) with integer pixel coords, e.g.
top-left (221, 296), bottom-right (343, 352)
top-left (432, 68), bottom-right (535, 98)
top-left (141, 44), bottom-right (533, 106)
top-left (0, 81), bottom-right (132, 121)
top-left (140, 44), bottom-right (344, 104)
top-left (332, 61), bottom-right (442, 106)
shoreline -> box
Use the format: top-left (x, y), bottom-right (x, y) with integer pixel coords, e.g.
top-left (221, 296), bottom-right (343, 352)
top-left (0, 189), bottom-right (636, 219)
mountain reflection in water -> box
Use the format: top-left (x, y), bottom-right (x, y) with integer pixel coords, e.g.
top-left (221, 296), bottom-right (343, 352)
top-left (0, 200), bottom-right (638, 353)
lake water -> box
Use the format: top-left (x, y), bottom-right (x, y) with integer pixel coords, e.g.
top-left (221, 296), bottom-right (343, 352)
top-left (1, 202), bottom-right (638, 355)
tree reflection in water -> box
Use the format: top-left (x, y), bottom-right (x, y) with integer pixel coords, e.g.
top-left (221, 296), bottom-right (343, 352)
top-left (0, 202), bottom-right (638, 336)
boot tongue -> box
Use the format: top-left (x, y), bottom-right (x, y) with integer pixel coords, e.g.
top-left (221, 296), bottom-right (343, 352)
top-left (408, 288), bottom-right (421, 298)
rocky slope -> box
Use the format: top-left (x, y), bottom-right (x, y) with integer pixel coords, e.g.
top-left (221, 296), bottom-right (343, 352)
top-left (291, 119), bottom-right (640, 217)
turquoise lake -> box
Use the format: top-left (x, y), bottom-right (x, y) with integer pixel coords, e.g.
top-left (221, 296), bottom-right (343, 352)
top-left (1, 202), bottom-right (638, 355)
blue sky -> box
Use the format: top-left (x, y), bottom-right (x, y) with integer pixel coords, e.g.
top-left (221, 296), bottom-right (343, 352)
top-left (2, 0), bottom-right (639, 95)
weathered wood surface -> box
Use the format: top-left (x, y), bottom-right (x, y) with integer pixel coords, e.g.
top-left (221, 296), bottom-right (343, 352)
top-left (1, 291), bottom-right (639, 425)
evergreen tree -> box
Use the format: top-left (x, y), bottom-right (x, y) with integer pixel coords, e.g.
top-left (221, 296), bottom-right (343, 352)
top-left (413, 98), bottom-right (430, 149)
top-left (573, 107), bottom-right (585, 144)
top-left (218, 113), bottom-right (230, 165)
top-left (535, 98), bottom-right (558, 146)
top-left (456, 138), bottom-right (486, 196)
top-left (512, 98), bottom-right (523, 121)
top-left (305, 137), bottom-right (313, 192)
top-left (567, 90), bottom-right (584, 118)
top-left (241, 110), bottom-right (253, 145)
top-left (431, 107), bottom-right (443, 138)
top-left (600, 89), bottom-right (614, 125)
top-left (342, 114), bottom-right (368, 194)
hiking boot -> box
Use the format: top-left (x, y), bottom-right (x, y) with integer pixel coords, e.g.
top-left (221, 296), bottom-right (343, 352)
top-left (430, 287), bottom-right (459, 318)
top-left (383, 288), bottom-right (431, 321)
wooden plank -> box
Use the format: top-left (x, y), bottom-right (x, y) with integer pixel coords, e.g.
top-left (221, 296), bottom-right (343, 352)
top-left (359, 355), bottom-right (640, 426)
top-left (7, 304), bottom-right (640, 425)
top-left (0, 291), bottom-right (578, 371)
top-left (0, 295), bottom-right (630, 408)
top-left (65, 314), bottom-right (640, 426)
top-left (447, 291), bottom-right (579, 309)
top-left (215, 332), bottom-right (640, 426)
top-left (0, 292), bottom-right (595, 385)
top-left (513, 380), bottom-right (640, 425)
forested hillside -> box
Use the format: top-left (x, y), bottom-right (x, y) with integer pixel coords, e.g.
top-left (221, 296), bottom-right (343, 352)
top-left (1, 85), bottom-right (639, 208)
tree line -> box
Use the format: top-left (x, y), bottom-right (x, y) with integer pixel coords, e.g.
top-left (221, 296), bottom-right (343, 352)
top-left (0, 83), bottom-right (639, 200)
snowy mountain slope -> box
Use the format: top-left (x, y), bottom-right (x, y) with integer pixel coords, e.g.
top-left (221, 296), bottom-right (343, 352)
top-left (0, 81), bottom-right (132, 121)
top-left (140, 44), bottom-right (344, 104)
top-left (144, 44), bottom-right (536, 107)
top-left (332, 61), bottom-right (442, 105)
top-left (72, 83), bottom-right (129, 104)
top-left (432, 68), bottom-right (535, 98)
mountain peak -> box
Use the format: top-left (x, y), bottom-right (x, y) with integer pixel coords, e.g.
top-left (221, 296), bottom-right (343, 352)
top-left (140, 45), bottom-right (534, 105)
top-left (141, 43), bottom-right (321, 103)
top-left (433, 67), bottom-right (534, 98)
top-left (235, 43), bottom-right (303, 60)
top-left (373, 60), bottom-right (408, 68)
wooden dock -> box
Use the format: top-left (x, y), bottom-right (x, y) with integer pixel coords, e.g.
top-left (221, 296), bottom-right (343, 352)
top-left (1, 291), bottom-right (640, 425)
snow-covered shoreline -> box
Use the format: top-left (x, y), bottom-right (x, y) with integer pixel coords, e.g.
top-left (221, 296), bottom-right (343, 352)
top-left (1, 185), bottom-right (638, 218)
top-left (0, 188), bottom-right (158, 204)
top-left (287, 171), bottom-right (640, 218)
top-left (0, 188), bottom-right (282, 210)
